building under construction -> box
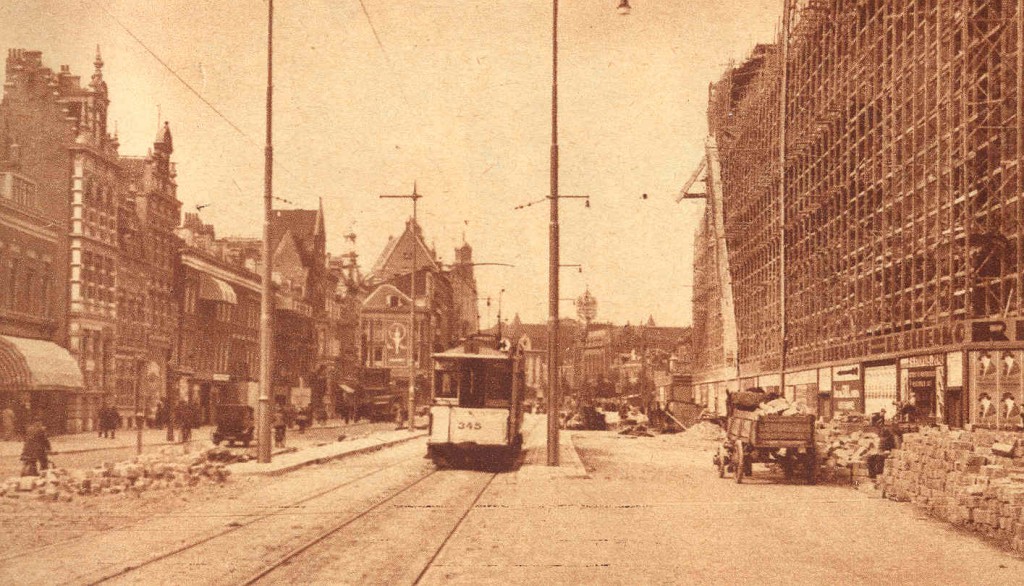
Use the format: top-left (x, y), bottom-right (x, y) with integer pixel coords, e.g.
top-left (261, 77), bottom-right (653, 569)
top-left (689, 0), bottom-right (1024, 427)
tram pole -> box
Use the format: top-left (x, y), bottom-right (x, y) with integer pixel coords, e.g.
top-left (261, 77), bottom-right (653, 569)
top-left (380, 184), bottom-right (422, 432)
top-left (257, 0), bottom-right (274, 463)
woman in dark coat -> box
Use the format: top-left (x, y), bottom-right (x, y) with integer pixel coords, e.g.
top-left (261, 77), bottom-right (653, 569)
top-left (21, 419), bottom-right (50, 476)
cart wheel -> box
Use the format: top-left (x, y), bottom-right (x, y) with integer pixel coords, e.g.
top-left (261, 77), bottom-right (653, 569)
top-left (734, 440), bottom-right (745, 484)
top-left (805, 449), bottom-right (818, 485)
top-left (716, 446), bottom-right (726, 478)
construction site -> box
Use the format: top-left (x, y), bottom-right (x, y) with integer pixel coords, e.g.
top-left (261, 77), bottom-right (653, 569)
top-left (689, 0), bottom-right (1024, 427)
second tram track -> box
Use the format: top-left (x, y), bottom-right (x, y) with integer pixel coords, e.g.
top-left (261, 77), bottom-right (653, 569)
top-left (85, 451), bottom-right (429, 585)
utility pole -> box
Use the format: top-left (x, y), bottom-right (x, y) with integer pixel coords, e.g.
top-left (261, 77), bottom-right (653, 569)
top-left (380, 183), bottom-right (422, 432)
top-left (546, 0), bottom-right (627, 467)
top-left (257, 0), bottom-right (274, 463)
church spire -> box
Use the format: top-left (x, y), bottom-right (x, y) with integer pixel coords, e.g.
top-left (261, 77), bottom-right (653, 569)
top-left (90, 45), bottom-right (105, 89)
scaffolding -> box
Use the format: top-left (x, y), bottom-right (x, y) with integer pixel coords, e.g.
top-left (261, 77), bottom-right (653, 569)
top-left (694, 0), bottom-right (1024, 380)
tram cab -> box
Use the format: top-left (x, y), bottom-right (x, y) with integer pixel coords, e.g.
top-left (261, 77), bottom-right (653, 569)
top-left (427, 335), bottom-right (525, 469)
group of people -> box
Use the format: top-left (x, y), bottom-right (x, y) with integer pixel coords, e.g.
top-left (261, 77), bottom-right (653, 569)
top-left (97, 404), bottom-right (120, 438)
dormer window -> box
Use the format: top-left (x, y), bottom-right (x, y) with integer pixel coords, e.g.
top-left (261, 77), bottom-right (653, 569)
top-left (387, 294), bottom-right (400, 308)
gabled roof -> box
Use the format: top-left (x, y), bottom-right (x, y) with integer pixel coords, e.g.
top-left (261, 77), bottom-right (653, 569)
top-left (270, 206), bottom-right (323, 267)
top-left (370, 218), bottom-right (439, 279)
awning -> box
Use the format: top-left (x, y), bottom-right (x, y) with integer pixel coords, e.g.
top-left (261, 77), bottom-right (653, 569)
top-left (198, 274), bottom-right (237, 305)
top-left (0, 336), bottom-right (84, 391)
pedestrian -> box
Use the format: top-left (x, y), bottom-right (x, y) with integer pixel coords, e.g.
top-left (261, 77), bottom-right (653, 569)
top-left (1, 405), bottom-right (14, 441)
top-left (273, 405), bottom-right (286, 447)
top-left (284, 402), bottom-right (297, 430)
top-left (154, 401), bottom-right (167, 428)
top-left (13, 401), bottom-right (27, 438)
top-left (98, 404), bottom-right (110, 438)
top-left (296, 406), bottom-right (310, 433)
top-left (20, 418), bottom-right (50, 476)
top-left (176, 401), bottom-right (192, 443)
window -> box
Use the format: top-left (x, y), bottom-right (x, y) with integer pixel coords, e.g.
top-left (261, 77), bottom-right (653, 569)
top-left (387, 295), bottom-right (400, 308)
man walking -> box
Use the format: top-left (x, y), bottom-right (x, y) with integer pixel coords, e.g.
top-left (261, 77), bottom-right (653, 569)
top-left (20, 418), bottom-right (50, 476)
top-left (175, 401), bottom-right (193, 443)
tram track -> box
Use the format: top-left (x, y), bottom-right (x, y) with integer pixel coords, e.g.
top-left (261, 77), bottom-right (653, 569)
top-left (82, 451), bottom-right (430, 585)
top-left (241, 469), bottom-right (499, 586)
top-left (411, 472), bottom-right (497, 585)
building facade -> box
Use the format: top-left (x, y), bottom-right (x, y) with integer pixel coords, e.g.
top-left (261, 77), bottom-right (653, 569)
top-left (114, 124), bottom-right (181, 426)
top-left (691, 0), bottom-right (1024, 427)
top-left (175, 214), bottom-right (261, 424)
top-left (0, 50), bottom-right (83, 433)
top-left (361, 219), bottom-right (469, 399)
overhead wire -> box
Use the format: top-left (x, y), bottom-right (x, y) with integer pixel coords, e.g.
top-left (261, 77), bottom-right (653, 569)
top-left (88, 0), bottom-right (320, 206)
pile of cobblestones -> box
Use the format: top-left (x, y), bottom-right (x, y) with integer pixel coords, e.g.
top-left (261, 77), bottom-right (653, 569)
top-left (880, 427), bottom-right (1024, 554)
top-left (0, 446), bottom-right (231, 502)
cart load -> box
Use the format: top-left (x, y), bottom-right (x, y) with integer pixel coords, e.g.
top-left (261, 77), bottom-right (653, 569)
top-left (713, 394), bottom-right (818, 484)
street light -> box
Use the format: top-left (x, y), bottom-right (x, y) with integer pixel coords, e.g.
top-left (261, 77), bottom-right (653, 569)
top-left (560, 263), bottom-right (583, 273)
top-left (547, 0), bottom-right (628, 466)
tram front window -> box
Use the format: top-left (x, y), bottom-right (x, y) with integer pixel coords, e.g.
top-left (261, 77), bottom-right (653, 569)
top-left (482, 364), bottom-right (511, 407)
top-left (436, 372), bottom-right (459, 399)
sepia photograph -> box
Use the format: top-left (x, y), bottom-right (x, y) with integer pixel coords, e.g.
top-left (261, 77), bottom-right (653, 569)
top-left (2, 0), bottom-right (1024, 583)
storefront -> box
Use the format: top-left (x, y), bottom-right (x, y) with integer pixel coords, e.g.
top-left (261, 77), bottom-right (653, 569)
top-left (0, 335), bottom-right (84, 435)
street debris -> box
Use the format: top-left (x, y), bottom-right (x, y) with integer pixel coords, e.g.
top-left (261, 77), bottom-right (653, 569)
top-left (681, 421), bottom-right (726, 442)
top-left (619, 424), bottom-right (654, 437)
top-left (564, 406), bottom-right (608, 431)
top-left (880, 426), bottom-right (1024, 555)
top-left (0, 446), bottom-right (232, 502)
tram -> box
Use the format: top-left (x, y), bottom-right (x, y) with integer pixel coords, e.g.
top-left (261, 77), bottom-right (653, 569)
top-left (426, 334), bottom-right (525, 469)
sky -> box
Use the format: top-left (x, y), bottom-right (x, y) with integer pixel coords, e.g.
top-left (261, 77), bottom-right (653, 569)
top-left (1, 0), bottom-right (781, 327)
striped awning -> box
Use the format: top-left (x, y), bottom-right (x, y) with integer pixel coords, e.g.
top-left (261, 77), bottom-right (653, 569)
top-left (0, 336), bottom-right (84, 391)
top-left (198, 274), bottom-right (237, 305)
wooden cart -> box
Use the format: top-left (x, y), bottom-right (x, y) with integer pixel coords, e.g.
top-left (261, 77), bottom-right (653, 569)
top-left (713, 410), bottom-right (817, 484)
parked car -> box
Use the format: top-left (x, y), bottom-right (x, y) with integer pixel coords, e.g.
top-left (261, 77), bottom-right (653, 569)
top-left (212, 404), bottom-right (255, 447)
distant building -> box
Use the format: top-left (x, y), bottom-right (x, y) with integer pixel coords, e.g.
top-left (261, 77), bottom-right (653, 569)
top-left (361, 219), bottom-right (476, 399)
top-left (219, 204), bottom-right (335, 411)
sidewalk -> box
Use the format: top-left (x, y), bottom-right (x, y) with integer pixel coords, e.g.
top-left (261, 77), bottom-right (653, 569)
top-left (228, 428), bottom-right (428, 476)
top-left (0, 418), bottom-right (382, 458)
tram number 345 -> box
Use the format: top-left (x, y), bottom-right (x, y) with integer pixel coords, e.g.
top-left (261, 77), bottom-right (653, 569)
top-left (457, 421), bottom-right (482, 430)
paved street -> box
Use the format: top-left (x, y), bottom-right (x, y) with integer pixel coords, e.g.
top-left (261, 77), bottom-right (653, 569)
top-left (1, 413), bottom-right (1022, 585)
